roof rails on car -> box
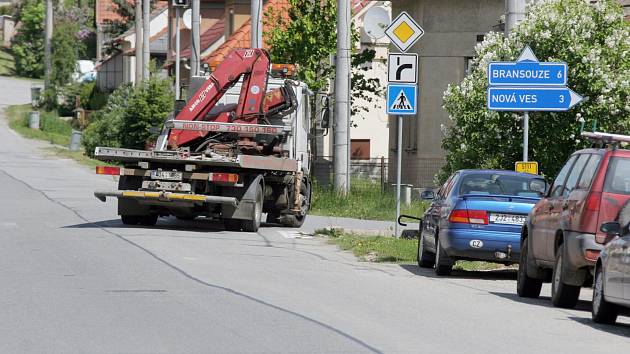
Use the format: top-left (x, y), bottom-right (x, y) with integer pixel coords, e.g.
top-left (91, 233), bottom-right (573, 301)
top-left (581, 131), bottom-right (630, 149)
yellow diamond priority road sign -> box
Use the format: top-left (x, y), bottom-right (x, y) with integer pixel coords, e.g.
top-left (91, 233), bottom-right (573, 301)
top-left (515, 161), bottom-right (539, 175)
top-left (385, 12), bottom-right (424, 52)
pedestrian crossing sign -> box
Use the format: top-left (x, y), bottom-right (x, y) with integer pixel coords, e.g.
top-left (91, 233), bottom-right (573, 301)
top-left (387, 84), bottom-right (417, 115)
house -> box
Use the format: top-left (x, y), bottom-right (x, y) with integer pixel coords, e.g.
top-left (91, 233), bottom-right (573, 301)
top-left (0, 14), bottom-right (14, 47)
top-left (95, 5), bottom-right (169, 91)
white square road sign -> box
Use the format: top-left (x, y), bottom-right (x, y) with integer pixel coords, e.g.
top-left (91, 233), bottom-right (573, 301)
top-left (385, 12), bottom-right (424, 52)
top-left (388, 53), bottom-right (418, 84)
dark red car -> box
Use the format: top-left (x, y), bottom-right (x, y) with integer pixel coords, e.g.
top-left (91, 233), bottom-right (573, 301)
top-left (517, 132), bottom-right (630, 308)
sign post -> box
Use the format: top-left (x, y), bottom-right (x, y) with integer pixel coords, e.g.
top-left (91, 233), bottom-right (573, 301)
top-left (487, 46), bottom-right (583, 167)
top-left (385, 11), bottom-right (423, 238)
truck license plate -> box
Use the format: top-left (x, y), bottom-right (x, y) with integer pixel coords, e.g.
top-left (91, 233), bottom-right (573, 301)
top-left (150, 170), bottom-right (183, 181)
top-left (490, 213), bottom-right (526, 225)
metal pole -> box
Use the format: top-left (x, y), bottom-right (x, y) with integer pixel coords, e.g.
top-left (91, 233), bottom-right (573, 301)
top-left (505, 0), bottom-right (526, 36)
top-left (175, 6), bottom-right (181, 100)
top-left (523, 112), bottom-right (529, 162)
top-left (251, 0), bottom-right (263, 48)
top-left (333, 0), bottom-right (351, 194)
top-left (395, 116), bottom-right (403, 238)
top-left (44, 0), bottom-right (52, 90)
top-left (142, 0), bottom-right (150, 80)
top-left (135, 0), bottom-right (143, 86)
top-left (190, 0), bottom-right (200, 77)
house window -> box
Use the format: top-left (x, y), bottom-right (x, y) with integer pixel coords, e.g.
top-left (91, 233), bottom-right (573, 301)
top-left (351, 139), bottom-right (370, 160)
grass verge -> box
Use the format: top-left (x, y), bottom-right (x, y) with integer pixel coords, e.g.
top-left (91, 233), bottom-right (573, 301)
top-left (6, 104), bottom-right (73, 146)
top-left (320, 229), bottom-right (513, 271)
top-left (311, 179), bottom-right (428, 221)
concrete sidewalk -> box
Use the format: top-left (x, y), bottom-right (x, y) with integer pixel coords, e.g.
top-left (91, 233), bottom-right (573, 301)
top-left (303, 214), bottom-right (419, 237)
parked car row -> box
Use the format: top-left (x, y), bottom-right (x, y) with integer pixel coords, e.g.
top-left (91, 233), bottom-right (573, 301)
top-left (401, 132), bottom-right (630, 325)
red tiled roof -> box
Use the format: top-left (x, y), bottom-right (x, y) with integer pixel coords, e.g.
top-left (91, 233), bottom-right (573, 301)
top-left (181, 18), bottom-right (226, 58)
top-left (96, 0), bottom-right (168, 25)
top-left (202, 0), bottom-right (372, 68)
top-left (203, 0), bottom-right (290, 68)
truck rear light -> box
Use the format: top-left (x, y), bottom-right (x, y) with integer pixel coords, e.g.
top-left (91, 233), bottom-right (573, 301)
top-left (96, 166), bottom-right (121, 175)
top-left (584, 249), bottom-right (601, 262)
top-left (209, 173), bottom-right (239, 183)
top-left (448, 209), bottom-right (488, 225)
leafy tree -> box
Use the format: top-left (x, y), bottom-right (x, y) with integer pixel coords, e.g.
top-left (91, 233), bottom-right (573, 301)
top-left (83, 76), bottom-right (173, 155)
top-left (440, 0), bottom-right (630, 183)
top-left (264, 0), bottom-right (382, 118)
top-left (12, 0), bottom-right (45, 78)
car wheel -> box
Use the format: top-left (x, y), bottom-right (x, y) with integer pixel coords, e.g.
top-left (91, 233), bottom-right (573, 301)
top-left (516, 237), bottom-right (542, 298)
top-left (592, 265), bottom-right (618, 324)
top-left (242, 185), bottom-right (263, 232)
top-left (551, 246), bottom-right (581, 308)
top-left (434, 237), bottom-right (452, 276)
top-left (417, 233), bottom-right (435, 268)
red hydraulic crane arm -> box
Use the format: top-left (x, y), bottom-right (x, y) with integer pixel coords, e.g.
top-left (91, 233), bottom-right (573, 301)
top-left (169, 49), bottom-right (271, 148)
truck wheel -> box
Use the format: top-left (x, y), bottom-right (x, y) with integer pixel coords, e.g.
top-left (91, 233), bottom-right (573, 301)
top-left (223, 219), bottom-right (242, 231)
top-left (517, 237), bottom-right (542, 298)
top-left (139, 215), bottom-right (158, 226)
top-left (241, 184), bottom-right (263, 232)
top-left (417, 233), bottom-right (435, 268)
top-left (592, 265), bottom-right (618, 324)
top-left (434, 237), bottom-right (453, 276)
top-left (281, 177), bottom-right (309, 228)
top-left (551, 246), bottom-right (581, 308)
top-left (121, 215), bottom-right (141, 225)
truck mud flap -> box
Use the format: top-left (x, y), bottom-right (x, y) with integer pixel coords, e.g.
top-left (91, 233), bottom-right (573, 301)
top-left (221, 175), bottom-right (264, 220)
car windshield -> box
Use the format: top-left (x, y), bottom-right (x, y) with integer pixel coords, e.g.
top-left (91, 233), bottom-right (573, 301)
top-left (604, 157), bottom-right (630, 195)
top-left (458, 173), bottom-right (542, 197)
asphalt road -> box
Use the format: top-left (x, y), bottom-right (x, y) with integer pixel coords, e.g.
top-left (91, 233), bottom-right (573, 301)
top-left (0, 76), bottom-right (628, 353)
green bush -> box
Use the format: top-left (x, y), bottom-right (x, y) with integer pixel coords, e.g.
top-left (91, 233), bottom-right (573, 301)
top-left (12, 0), bottom-right (44, 78)
top-left (82, 77), bottom-right (174, 155)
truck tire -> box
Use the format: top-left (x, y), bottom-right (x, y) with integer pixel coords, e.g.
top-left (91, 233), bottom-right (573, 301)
top-left (223, 219), bottom-right (242, 231)
top-left (592, 265), bottom-right (618, 324)
top-left (121, 215), bottom-right (141, 225)
top-left (417, 233), bottom-right (435, 268)
top-left (241, 184), bottom-right (263, 232)
top-left (517, 237), bottom-right (543, 298)
top-left (281, 176), bottom-right (309, 228)
top-left (551, 246), bottom-right (581, 308)
top-left (434, 237), bottom-right (453, 276)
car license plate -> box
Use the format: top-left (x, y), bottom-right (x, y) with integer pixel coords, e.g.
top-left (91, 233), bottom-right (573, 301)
top-left (490, 213), bottom-right (526, 225)
top-left (150, 170), bottom-right (183, 181)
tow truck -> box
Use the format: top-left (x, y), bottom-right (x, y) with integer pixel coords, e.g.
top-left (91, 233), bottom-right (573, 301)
top-left (93, 49), bottom-right (316, 232)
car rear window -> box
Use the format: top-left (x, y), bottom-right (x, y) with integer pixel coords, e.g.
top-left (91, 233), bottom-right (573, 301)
top-left (604, 157), bottom-right (630, 195)
top-left (458, 173), bottom-right (543, 197)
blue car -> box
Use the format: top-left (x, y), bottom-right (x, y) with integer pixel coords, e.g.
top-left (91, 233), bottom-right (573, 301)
top-left (416, 170), bottom-right (546, 276)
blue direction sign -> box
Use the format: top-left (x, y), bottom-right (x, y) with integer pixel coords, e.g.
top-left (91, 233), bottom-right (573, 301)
top-left (487, 87), bottom-right (583, 112)
top-left (387, 84), bottom-right (418, 115)
top-left (488, 46), bottom-right (567, 86)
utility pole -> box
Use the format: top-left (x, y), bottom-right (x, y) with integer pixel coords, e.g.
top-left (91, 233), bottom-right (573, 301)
top-left (190, 0), bottom-right (200, 77)
top-left (135, 0), bottom-right (143, 86)
top-left (505, 0), bottom-right (528, 161)
top-left (334, 0), bottom-right (351, 194)
top-left (44, 0), bottom-right (52, 90)
top-left (251, 0), bottom-right (263, 48)
top-left (505, 0), bottom-right (526, 36)
top-left (143, 0), bottom-right (150, 80)
top-left (175, 5), bottom-right (181, 100)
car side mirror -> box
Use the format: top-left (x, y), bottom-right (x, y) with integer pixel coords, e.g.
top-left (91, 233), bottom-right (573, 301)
top-left (420, 190), bottom-right (435, 200)
top-left (600, 221), bottom-right (621, 236)
top-left (529, 178), bottom-right (547, 195)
